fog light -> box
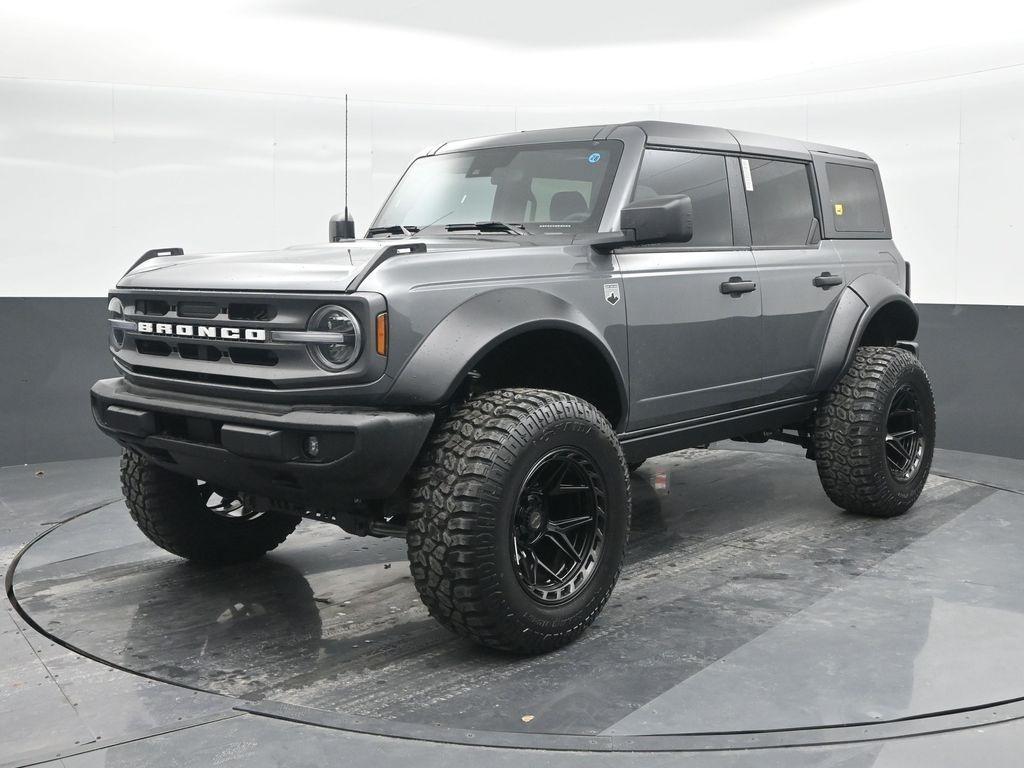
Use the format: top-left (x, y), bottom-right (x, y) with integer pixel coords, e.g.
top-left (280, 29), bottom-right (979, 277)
top-left (303, 435), bottom-right (320, 458)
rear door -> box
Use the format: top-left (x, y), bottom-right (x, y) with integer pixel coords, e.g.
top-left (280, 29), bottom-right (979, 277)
top-left (619, 149), bottom-right (763, 431)
top-left (739, 156), bottom-right (844, 401)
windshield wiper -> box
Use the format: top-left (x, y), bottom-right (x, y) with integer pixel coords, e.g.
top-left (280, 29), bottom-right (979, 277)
top-left (445, 221), bottom-right (523, 235)
top-left (367, 224), bottom-right (420, 237)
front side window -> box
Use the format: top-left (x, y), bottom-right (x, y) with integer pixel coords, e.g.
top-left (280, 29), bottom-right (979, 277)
top-left (631, 150), bottom-right (733, 246)
top-left (744, 159), bottom-right (816, 247)
top-left (826, 163), bottom-right (885, 233)
top-left (372, 141), bottom-right (622, 235)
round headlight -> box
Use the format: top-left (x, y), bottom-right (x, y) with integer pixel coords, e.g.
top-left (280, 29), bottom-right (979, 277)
top-left (307, 305), bottom-right (361, 371)
top-left (108, 297), bottom-right (125, 349)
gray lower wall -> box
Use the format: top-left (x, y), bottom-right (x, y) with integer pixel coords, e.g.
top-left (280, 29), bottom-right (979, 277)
top-left (1, 298), bottom-right (116, 466)
top-left (1, 299), bottom-right (1021, 467)
top-left (915, 304), bottom-right (1024, 460)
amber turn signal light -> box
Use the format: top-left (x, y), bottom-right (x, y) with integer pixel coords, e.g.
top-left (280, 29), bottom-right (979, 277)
top-left (376, 312), bottom-right (388, 356)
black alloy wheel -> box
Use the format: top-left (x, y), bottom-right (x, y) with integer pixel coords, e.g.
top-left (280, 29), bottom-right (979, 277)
top-left (510, 448), bottom-right (607, 605)
top-left (198, 481), bottom-right (264, 520)
top-left (884, 384), bottom-right (926, 483)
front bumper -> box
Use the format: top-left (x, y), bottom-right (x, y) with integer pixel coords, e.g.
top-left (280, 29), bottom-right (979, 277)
top-left (91, 377), bottom-right (434, 504)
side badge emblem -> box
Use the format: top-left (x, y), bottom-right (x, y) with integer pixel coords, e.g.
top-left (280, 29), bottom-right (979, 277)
top-left (604, 283), bottom-right (620, 305)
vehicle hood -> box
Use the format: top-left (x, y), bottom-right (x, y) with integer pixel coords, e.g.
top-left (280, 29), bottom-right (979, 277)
top-left (115, 237), bottom-right (519, 292)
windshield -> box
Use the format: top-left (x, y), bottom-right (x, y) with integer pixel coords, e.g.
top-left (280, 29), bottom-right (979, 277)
top-left (370, 141), bottom-right (623, 236)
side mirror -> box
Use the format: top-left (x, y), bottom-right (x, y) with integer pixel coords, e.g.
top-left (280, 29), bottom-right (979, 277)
top-left (329, 210), bottom-right (356, 242)
top-left (620, 194), bottom-right (693, 246)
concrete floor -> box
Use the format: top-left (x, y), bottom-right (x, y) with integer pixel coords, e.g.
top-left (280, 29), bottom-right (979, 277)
top-left (3, 445), bottom-right (1024, 766)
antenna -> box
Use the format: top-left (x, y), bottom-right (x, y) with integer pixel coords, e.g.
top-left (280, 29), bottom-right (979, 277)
top-left (329, 93), bottom-right (356, 241)
top-left (344, 93), bottom-right (349, 221)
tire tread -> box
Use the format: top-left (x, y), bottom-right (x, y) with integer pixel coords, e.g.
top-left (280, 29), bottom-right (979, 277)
top-left (813, 346), bottom-right (935, 517)
top-left (406, 389), bottom-right (630, 654)
top-left (121, 450), bottom-right (299, 564)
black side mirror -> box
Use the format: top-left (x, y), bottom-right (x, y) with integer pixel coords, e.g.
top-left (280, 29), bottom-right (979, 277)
top-left (329, 210), bottom-right (356, 242)
top-left (620, 194), bottom-right (693, 246)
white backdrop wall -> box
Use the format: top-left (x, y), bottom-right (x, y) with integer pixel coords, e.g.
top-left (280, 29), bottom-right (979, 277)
top-left (2, 63), bottom-right (1023, 306)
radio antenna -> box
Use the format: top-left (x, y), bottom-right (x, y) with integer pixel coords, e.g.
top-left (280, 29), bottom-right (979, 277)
top-left (328, 94), bottom-right (356, 242)
top-left (344, 93), bottom-right (349, 221)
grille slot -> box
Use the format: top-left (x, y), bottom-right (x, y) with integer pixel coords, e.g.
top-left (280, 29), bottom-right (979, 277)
top-left (177, 302), bottom-right (220, 319)
top-left (179, 343), bottom-right (222, 362)
top-left (135, 299), bottom-right (170, 316)
top-left (229, 347), bottom-right (279, 366)
top-left (131, 364), bottom-right (279, 388)
top-left (229, 303), bottom-right (275, 321)
top-left (136, 339), bottom-right (172, 356)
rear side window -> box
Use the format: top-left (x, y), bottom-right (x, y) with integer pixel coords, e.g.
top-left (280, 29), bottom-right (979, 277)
top-left (744, 159), bottom-right (816, 247)
top-left (632, 150), bottom-right (732, 246)
top-left (826, 163), bottom-right (884, 232)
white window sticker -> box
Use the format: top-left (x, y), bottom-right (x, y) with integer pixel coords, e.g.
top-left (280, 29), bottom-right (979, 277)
top-left (740, 158), bottom-right (754, 192)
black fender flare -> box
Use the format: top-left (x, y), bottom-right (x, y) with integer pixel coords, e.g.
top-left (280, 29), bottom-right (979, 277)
top-left (384, 287), bottom-right (628, 426)
top-left (810, 273), bottom-right (919, 393)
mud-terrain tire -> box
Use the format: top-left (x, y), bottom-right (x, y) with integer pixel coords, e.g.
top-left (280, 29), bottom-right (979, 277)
top-left (121, 449), bottom-right (300, 564)
top-left (627, 460), bottom-right (645, 474)
top-left (814, 346), bottom-right (935, 517)
top-left (407, 389), bottom-right (631, 654)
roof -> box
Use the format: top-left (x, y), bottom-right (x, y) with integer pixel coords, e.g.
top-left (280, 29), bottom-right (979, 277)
top-left (433, 120), bottom-right (870, 161)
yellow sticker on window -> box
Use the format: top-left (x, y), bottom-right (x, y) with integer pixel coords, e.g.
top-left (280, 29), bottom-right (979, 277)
top-left (834, 203), bottom-right (845, 216)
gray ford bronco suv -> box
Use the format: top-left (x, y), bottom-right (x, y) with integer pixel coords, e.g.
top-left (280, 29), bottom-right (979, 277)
top-left (92, 121), bottom-right (935, 654)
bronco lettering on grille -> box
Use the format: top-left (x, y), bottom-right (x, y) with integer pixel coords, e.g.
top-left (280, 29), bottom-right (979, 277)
top-left (136, 321), bottom-right (267, 342)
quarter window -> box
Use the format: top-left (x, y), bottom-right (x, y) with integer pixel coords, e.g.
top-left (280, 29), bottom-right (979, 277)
top-left (826, 163), bottom-right (885, 233)
top-left (744, 159), bottom-right (816, 247)
top-left (631, 150), bottom-right (733, 246)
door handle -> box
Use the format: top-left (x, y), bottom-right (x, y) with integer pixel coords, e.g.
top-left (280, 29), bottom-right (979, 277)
top-left (720, 276), bottom-right (757, 297)
top-left (812, 272), bottom-right (843, 289)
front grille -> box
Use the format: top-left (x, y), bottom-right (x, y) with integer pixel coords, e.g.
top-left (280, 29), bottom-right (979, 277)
top-left (112, 289), bottom-right (383, 390)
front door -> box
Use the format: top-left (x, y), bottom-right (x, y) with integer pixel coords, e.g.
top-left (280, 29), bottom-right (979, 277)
top-left (619, 150), bottom-right (763, 432)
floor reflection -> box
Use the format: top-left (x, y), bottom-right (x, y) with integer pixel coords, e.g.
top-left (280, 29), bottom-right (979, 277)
top-left (125, 559), bottom-right (325, 699)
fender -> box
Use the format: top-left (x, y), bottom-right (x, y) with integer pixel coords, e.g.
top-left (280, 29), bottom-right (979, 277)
top-left (384, 287), bottom-right (628, 424)
top-left (810, 273), bottom-right (918, 392)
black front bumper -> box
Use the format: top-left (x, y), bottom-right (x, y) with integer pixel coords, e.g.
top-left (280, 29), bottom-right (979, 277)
top-left (91, 377), bottom-right (435, 504)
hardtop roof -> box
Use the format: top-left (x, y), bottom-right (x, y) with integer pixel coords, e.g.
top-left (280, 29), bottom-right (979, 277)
top-left (433, 120), bottom-right (871, 162)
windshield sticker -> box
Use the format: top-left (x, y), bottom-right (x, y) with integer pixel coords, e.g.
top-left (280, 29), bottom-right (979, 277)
top-left (740, 158), bottom-right (754, 191)
top-left (587, 152), bottom-right (602, 164)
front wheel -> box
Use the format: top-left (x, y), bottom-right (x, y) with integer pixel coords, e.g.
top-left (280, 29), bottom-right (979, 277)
top-left (121, 450), bottom-right (301, 564)
top-left (407, 389), bottom-right (631, 654)
top-left (813, 346), bottom-right (936, 517)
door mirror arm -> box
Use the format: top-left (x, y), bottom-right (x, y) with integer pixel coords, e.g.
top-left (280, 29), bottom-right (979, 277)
top-left (586, 231), bottom-right (637, 254)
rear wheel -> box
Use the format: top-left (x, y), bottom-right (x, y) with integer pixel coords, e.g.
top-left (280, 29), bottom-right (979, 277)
top-left (407, 389), bottom-right (630, 654)
top-left (813, 346), bottom-right (935, 517)
top-left (120, 449), bottom-right (300, 564)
